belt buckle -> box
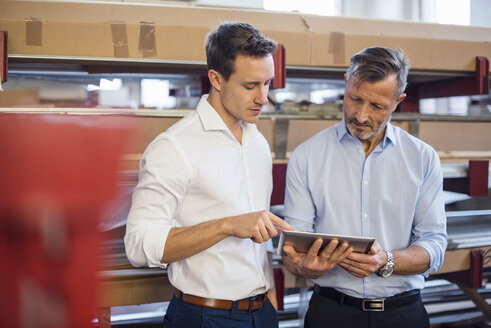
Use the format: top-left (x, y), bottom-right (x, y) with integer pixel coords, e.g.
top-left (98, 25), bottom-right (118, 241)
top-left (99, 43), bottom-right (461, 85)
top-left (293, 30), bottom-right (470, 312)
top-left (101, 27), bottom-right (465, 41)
top-left (362, 298), bottom-right (385, 312)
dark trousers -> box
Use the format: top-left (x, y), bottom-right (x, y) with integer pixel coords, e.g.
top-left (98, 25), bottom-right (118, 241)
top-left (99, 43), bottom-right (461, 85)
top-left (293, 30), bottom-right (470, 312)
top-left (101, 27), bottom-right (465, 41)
top-left (304, 288), bottom-right (430, 328)
top-left (163, 294), bottom-right (279, 328)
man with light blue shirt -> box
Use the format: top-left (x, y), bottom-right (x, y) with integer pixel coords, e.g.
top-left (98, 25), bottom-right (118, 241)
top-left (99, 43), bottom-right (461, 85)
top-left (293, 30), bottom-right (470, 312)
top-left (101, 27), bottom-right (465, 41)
top-left (282, 47), bottom-right (447, 328)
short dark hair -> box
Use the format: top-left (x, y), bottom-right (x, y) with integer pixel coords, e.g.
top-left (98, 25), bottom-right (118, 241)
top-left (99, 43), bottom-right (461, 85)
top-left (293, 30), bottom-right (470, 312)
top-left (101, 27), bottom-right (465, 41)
top-left (346, 47), bottom-right (410, 98)
top-left (205, 22), bottom-right (277, 80)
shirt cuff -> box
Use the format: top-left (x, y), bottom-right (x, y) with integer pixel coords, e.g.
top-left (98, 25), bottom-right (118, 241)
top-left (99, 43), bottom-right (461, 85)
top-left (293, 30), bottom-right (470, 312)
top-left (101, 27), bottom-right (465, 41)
top-left (412, 240), bottom-right (445, 277)
top-left (142, 224), bottom-right (172, 269)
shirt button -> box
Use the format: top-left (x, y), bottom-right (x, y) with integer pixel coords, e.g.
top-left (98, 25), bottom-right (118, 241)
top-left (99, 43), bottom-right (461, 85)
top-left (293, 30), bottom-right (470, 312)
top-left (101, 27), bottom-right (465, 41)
top-left (363, 180), bottom-right (368, 185)
top-left (358, 150), bottom-right (363, 154)
top-left (363, 213), bottom-right (368, 218)
top-left (365, 278), bottom-right (370, 282)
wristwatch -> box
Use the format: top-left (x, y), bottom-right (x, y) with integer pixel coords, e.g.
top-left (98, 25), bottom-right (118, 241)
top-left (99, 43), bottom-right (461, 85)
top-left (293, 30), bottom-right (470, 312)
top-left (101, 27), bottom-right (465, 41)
top-left (377, 251), bottom-right (394, 278)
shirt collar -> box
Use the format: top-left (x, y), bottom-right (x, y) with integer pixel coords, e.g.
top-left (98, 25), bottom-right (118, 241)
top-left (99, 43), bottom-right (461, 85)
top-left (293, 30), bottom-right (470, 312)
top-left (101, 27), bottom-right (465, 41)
top-left (336, 119), bottom-right (350, 141)
top-left (337, 118), bottom-right (397, 148)
top-left (196, 95), bottom-right (229, 131)
top-left (384, 121), bottom-right (397, 147)
top-left (196, 95), bottom-right (258, 141)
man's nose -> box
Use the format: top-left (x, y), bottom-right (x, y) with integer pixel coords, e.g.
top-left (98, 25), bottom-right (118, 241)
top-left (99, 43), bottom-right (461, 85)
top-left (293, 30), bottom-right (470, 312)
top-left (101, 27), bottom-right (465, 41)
top-left (255, 86), bottom-right (269, 105)
top-left (356, 103), bottom-right (369, 123)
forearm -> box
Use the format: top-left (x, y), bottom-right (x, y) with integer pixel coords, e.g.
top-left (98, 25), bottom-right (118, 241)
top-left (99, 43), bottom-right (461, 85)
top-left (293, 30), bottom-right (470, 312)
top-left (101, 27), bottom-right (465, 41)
top-left (162, 217), bottom-right (230, 263)
top-left (161, 210), bottom-right (292, 264)
top-left (392, 245), bottom-right (430, 275)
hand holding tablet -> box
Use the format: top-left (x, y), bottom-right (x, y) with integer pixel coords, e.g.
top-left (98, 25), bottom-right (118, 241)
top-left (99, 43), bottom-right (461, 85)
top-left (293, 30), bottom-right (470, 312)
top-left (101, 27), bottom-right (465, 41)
top-left (277, 230), bottom-right (375, 256)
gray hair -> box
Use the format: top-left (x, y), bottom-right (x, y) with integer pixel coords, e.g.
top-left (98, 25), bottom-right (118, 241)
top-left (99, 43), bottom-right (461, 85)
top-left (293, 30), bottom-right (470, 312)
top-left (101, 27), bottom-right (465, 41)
top-left (346, 47), bottom-right (410, 98)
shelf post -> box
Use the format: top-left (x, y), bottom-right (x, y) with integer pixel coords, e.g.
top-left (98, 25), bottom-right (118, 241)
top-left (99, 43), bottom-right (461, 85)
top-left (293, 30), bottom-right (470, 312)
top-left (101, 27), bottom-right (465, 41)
top-left (443, 160), bottom-right (489, 197)
top-left (469, 160), bottom-right (489, 197)
top-left (271, 44), bottom-right (286, 89)
top-left (475, 56), bottom-right (489, 95)
top-left (401, 56), bottom-right (490, 113)
top-left (0, 31), bottom-right (7, 89)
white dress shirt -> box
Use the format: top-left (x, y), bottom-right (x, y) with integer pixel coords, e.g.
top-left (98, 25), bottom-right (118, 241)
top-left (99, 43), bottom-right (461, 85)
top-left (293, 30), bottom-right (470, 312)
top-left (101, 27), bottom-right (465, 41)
top-left (124, 95), bottom-right (274, 300)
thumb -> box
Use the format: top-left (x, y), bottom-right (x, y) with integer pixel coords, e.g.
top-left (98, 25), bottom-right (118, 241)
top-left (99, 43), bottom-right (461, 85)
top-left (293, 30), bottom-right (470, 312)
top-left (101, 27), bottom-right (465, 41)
top-left (282, 245), bottom-right (297, 258)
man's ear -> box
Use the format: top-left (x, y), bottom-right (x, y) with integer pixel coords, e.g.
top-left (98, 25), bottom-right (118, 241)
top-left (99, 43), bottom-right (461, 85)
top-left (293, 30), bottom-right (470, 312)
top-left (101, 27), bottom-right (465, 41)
top-left (396, 92), bottom-right (407, 106)
top-left (392, 93), bottom-right (407, 112)
top-left (208, 69), bottom-right (222, 92)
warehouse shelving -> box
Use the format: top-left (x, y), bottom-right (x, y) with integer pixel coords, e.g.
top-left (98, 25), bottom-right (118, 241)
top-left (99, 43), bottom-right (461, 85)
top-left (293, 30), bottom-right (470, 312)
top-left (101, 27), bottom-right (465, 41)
top-left (1, 1), bottom-right (491, 326)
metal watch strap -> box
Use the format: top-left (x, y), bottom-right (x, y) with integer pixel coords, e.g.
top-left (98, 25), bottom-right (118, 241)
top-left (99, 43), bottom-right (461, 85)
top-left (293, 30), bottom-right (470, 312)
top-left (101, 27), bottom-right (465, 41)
top-left (377, 251), bottom-right (394, 277)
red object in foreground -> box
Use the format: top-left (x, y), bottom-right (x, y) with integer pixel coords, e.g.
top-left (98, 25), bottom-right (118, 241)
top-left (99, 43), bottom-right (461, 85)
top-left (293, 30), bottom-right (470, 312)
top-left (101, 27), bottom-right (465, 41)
top-left (0, 114), bottom-right (132, 328)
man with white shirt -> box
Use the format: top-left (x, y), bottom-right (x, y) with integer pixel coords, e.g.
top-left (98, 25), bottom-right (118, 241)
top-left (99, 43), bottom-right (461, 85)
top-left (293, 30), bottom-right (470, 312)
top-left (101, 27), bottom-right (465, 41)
top-left (282, 47), bottom-right (447, 328)
top-left (124, 22), bottom-right (293, 327)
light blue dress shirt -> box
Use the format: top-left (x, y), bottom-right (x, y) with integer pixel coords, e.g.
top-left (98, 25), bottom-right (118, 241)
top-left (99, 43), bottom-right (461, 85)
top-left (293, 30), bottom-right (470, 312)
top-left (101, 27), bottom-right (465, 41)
top-left (284, 120), bottom-right (447, 299)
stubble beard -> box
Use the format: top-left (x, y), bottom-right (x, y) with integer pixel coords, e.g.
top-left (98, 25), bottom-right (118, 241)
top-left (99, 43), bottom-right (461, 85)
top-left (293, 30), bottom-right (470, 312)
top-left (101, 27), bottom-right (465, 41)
top-left (344, 110), bottom-right (392, 140)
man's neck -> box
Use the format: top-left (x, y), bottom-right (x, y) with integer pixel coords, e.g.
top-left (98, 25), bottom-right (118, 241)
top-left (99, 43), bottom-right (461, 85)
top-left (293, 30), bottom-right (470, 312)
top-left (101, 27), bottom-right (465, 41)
top-left (360, 126), bottom-right (386, 158)
top-left (206, 92), bottom-right (243, 144)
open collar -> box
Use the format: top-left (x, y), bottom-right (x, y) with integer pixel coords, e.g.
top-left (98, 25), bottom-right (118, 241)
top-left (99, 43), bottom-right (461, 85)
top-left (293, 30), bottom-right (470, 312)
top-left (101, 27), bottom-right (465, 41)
top-left (196, 95), bottom-right (258, 143)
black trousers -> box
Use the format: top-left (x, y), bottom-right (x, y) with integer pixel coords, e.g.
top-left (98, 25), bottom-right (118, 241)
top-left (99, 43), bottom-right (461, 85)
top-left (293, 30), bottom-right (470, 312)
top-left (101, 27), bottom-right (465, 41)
top-left (304, 289), bottom-right (430, 328)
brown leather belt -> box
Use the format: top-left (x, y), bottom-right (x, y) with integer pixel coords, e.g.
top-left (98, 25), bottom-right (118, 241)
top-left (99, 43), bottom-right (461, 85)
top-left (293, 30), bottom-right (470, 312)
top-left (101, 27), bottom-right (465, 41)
top-left (174, 289), bottom-right (267, 311)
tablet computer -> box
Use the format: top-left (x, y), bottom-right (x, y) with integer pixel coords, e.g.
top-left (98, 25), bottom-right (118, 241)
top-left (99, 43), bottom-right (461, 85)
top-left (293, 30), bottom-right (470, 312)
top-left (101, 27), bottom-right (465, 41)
top-left (277, 230), bottom-right (375, 255)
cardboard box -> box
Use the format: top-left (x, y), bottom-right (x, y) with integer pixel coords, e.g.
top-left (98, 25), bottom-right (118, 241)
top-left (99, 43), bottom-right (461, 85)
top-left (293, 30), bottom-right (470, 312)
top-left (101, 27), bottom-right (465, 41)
top-left (1, 1), bottom-right (490, 71)
top-left (0, 89), bottom-right (39, 106)
top-left (419, 121), bottom-right (491, 151)
top-left (305, 14), bottom-right (491, 71)
top-left (0, 1), bottom-right (310, 66)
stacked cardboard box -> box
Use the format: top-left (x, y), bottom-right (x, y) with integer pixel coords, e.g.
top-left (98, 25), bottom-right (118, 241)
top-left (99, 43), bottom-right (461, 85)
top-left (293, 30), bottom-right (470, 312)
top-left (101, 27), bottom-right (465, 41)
top-left (0, 0), bottom-right (490, 71)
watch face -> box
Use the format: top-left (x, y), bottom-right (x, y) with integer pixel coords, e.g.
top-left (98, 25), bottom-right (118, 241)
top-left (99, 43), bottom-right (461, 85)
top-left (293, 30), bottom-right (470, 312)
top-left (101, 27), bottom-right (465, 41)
top-left (381, 266), bottom-right (394, 278)
top-left (377, 251), bottom-right (394, 277)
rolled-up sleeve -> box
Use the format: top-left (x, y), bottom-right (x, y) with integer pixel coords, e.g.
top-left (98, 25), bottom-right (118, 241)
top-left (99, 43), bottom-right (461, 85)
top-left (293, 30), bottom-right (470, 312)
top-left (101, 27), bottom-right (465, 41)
top-left (411, 148), bottom-right (448, 276)
top-left (124, 135), bottom-right (192, 268)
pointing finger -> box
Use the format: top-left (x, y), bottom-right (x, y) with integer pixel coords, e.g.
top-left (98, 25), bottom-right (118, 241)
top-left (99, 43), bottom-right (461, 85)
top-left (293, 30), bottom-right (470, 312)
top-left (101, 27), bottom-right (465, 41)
top-left (268, 214), bottom-right (295, 231)
top-left (263, 216), bottom-right (278, 238)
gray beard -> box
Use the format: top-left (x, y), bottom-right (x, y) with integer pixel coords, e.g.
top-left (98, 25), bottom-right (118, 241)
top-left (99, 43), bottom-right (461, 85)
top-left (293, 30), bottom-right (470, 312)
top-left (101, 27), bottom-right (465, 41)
top-left (345, 113), bottom-right (392, 140)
